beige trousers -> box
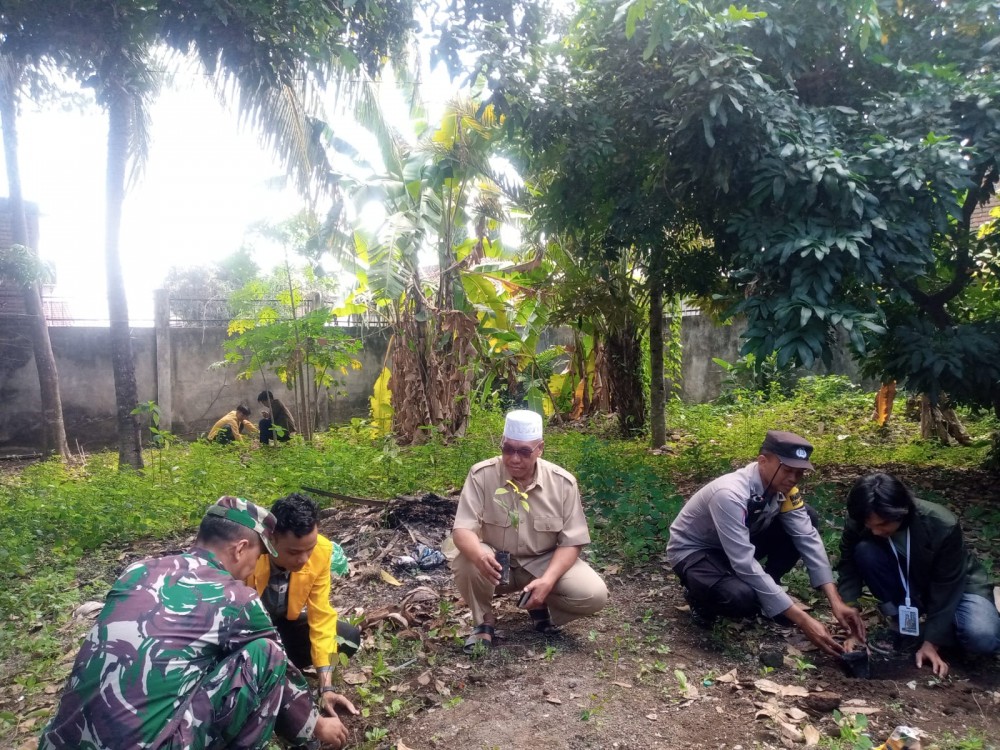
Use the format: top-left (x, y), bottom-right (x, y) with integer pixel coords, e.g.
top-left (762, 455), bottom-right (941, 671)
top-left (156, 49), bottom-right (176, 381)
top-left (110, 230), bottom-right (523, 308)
top-left (451, 542), bottom-right (608, 626)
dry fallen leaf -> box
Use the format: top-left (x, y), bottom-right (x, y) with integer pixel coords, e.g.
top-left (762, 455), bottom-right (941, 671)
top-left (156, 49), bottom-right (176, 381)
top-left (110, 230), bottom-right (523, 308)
top-left (72, 601), bottom-right (104, 619)
top-left (380, 569), bottom-right (403, 586)
top-left (755, 699), bottom-right (785, 721)
top-left (786, 706), bottom-right (808, 722)
top-left (417, 670), bottom-right (432, 686)
top-left (778, 721), bottom-right (804, 742)
top-left (646, 713), bottom-right (658, 721)
top-left (434, 679), bottom-right (450, 696)
top-left (545, 696), bottom-right (562, 705)
top-left (396, 741), bottom-right (417, 750)
top-left (611, 681), bottom-right (633, 689)
top-left (342, 671), bottom-right (368, 685)
top-left (754, 679), bottom-right (809, 698)
top-left (716, 669), bottom-right (739, 684)
top-left (803, 724), bottom-right (821, 747)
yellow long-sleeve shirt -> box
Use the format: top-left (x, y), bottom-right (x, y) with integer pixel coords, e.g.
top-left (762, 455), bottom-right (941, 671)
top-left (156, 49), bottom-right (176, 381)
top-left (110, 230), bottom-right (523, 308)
top-left (207, 410), bottom-right (259, 441)
top-left (246, 534), bottom-right (339, 668)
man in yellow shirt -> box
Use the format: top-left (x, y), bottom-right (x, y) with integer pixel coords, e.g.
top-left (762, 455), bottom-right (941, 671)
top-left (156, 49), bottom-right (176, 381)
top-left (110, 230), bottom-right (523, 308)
top-left (207, 404), bottom-right (258, 444)
top-left (247, 493), bottom-right (362, 716)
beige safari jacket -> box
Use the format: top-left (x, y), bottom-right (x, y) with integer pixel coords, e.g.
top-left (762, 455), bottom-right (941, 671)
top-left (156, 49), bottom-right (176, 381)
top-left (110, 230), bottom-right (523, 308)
top-left (453, 456), bottom-right (591, 578)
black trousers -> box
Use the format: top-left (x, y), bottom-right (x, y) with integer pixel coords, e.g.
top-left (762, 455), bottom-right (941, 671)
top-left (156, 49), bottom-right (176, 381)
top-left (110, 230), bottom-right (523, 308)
top-left (259, 418), bottom-right (291, 445)
top-left (275, 616), bottom-right (362, 671)
top-left (674, 506), bottom-right (821, 619)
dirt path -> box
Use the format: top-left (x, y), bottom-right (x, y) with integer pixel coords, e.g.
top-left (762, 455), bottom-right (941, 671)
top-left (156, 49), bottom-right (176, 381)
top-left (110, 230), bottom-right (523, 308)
top-left (319, 493), bottom-right (1000, 750)
top-left (365, 565), bottom-right (1000, 750)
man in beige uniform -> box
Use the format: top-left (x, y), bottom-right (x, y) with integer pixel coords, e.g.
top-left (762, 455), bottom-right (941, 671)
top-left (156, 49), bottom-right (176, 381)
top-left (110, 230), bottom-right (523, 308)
top-left (451, 410), bottom-right (608, 652)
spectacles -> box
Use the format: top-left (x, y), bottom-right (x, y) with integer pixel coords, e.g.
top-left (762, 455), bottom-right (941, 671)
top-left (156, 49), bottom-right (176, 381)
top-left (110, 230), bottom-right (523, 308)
top-left (501, 443), bottom-right (538, 459)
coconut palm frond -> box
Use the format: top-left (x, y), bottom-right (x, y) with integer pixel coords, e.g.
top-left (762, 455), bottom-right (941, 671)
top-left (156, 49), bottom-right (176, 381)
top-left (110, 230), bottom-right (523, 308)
top-left (351, 74), bottom-right (407, 175)
top-left (125, 66), bottom-right (157, 189)
top-left (205, 60), bottom-right (331, 202)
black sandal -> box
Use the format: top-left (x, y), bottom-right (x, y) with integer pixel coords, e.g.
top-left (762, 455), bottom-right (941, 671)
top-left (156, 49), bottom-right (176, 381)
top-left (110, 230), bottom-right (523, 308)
top-left (529, 608), bottom-right (563, 635)
top-left (463, 623), bottom-right (496, 654)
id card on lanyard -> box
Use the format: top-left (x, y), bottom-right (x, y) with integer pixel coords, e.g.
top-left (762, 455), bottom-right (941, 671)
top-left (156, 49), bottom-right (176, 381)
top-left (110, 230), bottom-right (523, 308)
top-left (890, 529), bottom-right (920, 636)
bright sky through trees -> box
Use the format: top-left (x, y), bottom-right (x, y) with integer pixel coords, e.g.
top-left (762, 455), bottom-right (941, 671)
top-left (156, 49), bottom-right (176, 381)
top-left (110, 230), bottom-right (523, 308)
top-left (4, 73), bottom-right (316, 324)
top-left (3, 60), bottom-right (468, 324)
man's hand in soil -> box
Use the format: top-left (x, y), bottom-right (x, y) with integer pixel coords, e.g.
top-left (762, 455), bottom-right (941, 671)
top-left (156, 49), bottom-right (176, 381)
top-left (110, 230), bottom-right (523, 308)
top-left (785, 605), bottom-right (845, 658)
top-left (820, 583), bottom-right (866, 642)
top-left (320, 691), bottom-right (359, 723)
top-left (314, 714), bottom-right (351, 749)
top-left (830, 601), bottom-right (866, 642)
top-left (915, 640), bottom-right (949, 678)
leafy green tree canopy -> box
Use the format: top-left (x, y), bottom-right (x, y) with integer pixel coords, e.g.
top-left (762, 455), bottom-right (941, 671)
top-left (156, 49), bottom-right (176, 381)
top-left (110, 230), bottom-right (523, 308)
top-left (507, 0), bottom-right (1000, 414)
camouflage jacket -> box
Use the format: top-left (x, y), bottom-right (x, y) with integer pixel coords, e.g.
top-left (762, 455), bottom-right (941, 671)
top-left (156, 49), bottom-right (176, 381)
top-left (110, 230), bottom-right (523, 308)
top-left (39, 547), bottom-right (317, 749)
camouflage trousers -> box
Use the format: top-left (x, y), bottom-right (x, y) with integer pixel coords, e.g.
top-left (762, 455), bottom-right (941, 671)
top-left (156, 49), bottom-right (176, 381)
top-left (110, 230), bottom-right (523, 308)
top-left (156, 638), bottom-right (317, 750)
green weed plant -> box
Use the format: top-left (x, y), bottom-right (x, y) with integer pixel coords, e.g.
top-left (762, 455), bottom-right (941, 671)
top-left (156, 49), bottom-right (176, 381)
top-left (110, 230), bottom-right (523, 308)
top-left (574, 437), bottom-right (683, 561)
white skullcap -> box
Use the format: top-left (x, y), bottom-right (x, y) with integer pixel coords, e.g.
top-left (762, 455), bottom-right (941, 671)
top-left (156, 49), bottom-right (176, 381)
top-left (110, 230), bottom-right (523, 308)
top-left (503, 410), bottom-right (543, 441)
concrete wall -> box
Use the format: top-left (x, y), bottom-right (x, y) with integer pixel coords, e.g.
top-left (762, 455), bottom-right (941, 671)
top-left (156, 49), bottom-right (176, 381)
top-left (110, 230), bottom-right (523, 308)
top-left (676, 315), bottom-right (744, 403)
top-left (164, 325), bottom-right (389, 441)
top-left (0, 308), bottom-right (866, 452)
top-left (0, 324), bottom-right (157, 449)
top-left (0, 316), bottom-right (388, 451)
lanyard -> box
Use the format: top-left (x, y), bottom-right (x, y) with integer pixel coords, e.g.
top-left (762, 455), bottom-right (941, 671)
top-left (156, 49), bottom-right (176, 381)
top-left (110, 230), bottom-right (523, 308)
top-left (888, 529), bottom-right (911, 608)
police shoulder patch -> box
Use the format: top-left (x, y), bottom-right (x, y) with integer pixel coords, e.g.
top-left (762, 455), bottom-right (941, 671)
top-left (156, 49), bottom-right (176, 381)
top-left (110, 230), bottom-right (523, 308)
top-left (779, 488), bottom-right (805, 513)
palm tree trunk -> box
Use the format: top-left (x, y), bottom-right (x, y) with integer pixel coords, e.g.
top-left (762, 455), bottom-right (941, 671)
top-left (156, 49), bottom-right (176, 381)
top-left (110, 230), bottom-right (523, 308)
top-left (105, 85), bottom-right (144, 470)
top-left (1, 67), bottom-right (71, 460)
top-left (648, 273), bottom-right (666, 447)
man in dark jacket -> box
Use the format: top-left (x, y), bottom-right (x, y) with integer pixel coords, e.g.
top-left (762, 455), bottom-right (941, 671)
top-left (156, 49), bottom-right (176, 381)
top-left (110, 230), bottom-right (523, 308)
top-left (258, 390), bottom-right (297, 445)
top-left (837, 472), bottom-right (999, 677)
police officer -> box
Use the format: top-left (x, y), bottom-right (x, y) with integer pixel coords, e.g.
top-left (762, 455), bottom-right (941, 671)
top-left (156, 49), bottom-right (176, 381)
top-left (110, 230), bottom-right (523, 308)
top-left (667, 430), bottom-right (865, 656)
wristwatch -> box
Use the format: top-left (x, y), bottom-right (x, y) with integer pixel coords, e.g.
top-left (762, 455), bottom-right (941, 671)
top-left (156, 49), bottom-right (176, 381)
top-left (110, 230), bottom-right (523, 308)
top-left (319, 686), bottom-right (337, 695)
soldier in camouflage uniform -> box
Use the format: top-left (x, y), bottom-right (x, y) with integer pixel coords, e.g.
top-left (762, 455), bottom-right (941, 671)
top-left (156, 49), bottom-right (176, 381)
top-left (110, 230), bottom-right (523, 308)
top-left (39, 496), bottom-right (356, 749)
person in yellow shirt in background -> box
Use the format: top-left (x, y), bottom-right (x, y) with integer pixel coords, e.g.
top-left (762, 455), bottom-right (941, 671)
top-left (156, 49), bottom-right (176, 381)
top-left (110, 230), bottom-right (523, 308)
top-left (207, 404), bottom-right (259, 444)
top-left (247, 493), bottom-right (362, 716)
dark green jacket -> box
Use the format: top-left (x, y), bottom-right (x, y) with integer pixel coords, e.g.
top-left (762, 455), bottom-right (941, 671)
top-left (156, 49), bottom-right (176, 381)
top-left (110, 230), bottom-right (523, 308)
top-left (837, 498), bottom-right (992, 646)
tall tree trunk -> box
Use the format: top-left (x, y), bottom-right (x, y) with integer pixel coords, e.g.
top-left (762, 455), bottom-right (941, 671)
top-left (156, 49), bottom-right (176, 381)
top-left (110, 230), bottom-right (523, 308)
top-left (606, 323), bottom-right (646, 437)
top-left (648, 267), bottom-right (666, 448)
top-left (105, 86), bottom-right (144, 470)
top-left (0, 67), bottom-right (71, 460)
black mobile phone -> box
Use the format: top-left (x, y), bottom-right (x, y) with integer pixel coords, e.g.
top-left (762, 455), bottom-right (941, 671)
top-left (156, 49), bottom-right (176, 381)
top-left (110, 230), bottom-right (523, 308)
top-left (518, 590), bottom-right (531, 608)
